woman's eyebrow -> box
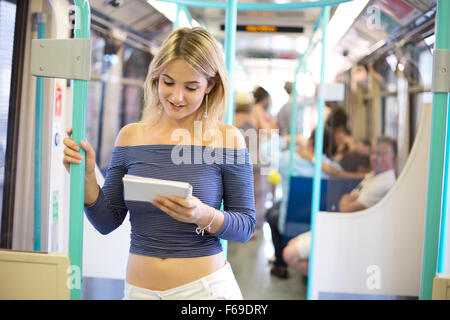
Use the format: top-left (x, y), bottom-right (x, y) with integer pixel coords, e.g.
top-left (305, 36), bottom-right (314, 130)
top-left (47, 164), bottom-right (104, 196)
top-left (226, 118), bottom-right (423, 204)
top-left (161, 74), bottom-right (200, 84)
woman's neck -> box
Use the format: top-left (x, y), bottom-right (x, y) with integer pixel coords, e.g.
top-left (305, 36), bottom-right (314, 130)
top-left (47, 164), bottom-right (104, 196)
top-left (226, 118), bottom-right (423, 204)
top-left (158, 110), bottom-right (202, 134)
top-left (152, 110), bottom-right (220, 146)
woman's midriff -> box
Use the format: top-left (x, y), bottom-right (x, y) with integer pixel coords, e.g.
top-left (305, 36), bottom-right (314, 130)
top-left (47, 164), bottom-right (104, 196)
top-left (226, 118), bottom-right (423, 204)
top-left (126, 252), bottom-right (226, 291)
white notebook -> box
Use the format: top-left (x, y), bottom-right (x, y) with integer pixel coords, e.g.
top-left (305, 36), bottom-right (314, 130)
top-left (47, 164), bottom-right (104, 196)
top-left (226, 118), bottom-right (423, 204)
top-left (122, 174), bottom-right (193, 202)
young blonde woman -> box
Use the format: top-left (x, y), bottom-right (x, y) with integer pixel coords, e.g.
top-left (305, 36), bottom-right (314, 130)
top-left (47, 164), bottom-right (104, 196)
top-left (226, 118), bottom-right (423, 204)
top-left (63, 27), bottom-right (255, 300)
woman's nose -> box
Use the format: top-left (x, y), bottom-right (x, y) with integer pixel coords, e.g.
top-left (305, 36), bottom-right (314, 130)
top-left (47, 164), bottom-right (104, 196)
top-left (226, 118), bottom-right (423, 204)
top-left (171, 85), bottom-right (183, 103)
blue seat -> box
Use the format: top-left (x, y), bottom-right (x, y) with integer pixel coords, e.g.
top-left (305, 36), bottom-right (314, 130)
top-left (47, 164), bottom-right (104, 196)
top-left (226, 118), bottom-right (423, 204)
top-left (283, 176), bottom-right (361, 242)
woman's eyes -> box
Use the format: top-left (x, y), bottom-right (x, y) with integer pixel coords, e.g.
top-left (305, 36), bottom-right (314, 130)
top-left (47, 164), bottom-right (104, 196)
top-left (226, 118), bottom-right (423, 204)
top-left (163, 81), bottom-right (198, 91)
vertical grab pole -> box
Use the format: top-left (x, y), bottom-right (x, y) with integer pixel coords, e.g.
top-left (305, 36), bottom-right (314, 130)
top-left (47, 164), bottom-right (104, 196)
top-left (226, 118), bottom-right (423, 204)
top-left (436, 0), bottom-right (450, 277)
top-left (69, 0), bottom-right (90, 300)
top-left (221, 0), bottom-right (238, 259)
top-left (420, 0), bottom-right (450, 300)
top-left (224, 0), bottom-right (237, 125)
top-left (288, 14), bottom-right (322, 177)
top-left (33, 13), bottom-right (46, 252)
top-left (307, 6), bottom-right (330, 300)
top-left (173, 4), bottom-right (181, 30)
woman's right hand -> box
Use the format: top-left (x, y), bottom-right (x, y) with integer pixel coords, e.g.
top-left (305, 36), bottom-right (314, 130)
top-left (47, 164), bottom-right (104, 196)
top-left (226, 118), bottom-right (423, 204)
top-left (63, 128), bottom-right (96, 177)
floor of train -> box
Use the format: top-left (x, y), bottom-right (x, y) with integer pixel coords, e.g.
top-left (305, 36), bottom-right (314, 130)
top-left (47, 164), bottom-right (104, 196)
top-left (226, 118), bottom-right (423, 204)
top-left (82, 223), bottom-right (307, 300)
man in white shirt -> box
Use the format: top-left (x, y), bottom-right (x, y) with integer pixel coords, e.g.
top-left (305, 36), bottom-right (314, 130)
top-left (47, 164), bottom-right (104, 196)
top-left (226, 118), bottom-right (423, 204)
top-left (338, 136), bottom-right (396, 212)
top-left (282, 136), bottom-right (397, 275)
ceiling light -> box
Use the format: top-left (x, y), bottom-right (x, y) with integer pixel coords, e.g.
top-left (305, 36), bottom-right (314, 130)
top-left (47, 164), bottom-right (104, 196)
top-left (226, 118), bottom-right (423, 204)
top-left (326, 0), bottom-right (370, 53)
top-left (296, 36), bottom-right (309, 54)
top-left (147, 0), bottom-right (199, 28)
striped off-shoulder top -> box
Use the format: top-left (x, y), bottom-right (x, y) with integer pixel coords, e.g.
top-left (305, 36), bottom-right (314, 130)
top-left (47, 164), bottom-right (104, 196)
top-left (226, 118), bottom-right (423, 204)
top-left (84, 144), bottom-right (256, 258)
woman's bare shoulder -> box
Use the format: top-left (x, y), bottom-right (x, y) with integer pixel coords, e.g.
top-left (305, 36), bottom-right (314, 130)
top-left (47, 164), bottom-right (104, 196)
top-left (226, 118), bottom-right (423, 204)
top-left (115, 122), bottom-right (145, 147)
top-left (219, 123), bottom-right (247, 150)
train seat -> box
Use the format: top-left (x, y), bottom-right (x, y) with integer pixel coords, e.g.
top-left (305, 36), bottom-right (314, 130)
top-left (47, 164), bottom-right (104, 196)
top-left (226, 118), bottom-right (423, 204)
top-left (283, 176), bottom-right (361, 242)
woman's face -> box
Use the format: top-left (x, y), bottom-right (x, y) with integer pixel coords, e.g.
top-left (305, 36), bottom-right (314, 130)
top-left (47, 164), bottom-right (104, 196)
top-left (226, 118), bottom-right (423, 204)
top-left (334, 130), bottom-right (347, 146)
top-left (158, 59), bottom-right (215, 122)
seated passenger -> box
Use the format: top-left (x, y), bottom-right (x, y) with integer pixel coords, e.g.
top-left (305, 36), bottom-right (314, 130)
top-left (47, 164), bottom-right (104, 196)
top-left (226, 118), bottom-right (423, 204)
top-left (282, 136), bottom-right (397, 276)
top-left (331, 125), bottom-right (354, 162)
top-left (266, 127), bottom-right (341, 279)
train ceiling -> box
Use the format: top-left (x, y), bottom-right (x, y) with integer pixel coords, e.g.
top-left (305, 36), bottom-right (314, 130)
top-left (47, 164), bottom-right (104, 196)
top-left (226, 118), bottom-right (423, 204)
top-left (89, 0), bottom-right (437, 81)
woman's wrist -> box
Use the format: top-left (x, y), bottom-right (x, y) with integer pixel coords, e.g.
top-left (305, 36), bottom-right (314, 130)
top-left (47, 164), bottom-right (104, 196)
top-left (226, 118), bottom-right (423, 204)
top-left (84, 174), bottom-right (100, 206)
top-left (196, 206), bottom-right (224, 235)
top-left (196, 205), bottom-right (216, 228)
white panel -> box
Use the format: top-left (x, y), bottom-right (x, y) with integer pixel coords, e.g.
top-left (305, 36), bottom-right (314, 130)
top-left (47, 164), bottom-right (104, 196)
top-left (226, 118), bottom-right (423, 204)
top-left (311, 103), bottom-right (432, 299)
top-left (317, 82), bottom-right (345, 101)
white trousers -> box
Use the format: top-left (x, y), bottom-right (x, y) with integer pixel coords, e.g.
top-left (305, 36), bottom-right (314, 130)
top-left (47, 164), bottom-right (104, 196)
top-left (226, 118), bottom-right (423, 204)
top-left (123, 262), bottom-right (243, 300)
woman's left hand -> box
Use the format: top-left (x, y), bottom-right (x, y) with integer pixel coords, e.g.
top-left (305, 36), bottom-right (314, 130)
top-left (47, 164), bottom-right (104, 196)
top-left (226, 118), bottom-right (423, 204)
top-left (151, 195), bottom-right (214, 227)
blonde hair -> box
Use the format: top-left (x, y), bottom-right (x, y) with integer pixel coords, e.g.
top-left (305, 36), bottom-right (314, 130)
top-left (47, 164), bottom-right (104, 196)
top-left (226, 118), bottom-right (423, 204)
top-left (140, 27), bottom-right (229, 129)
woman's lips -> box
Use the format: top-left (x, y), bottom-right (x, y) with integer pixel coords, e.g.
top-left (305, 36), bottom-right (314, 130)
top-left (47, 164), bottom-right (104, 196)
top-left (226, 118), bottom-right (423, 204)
top-left (169, 101), bottom-right (185, 110)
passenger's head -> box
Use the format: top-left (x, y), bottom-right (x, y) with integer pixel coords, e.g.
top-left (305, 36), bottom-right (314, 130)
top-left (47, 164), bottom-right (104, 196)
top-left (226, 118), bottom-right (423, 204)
top-left (339, 151), bottom-right (371, 173)
top-left (141, 27), bottom-right (229, 126)
top-left (370, 136), bottom-right (397, 175)
top-left (333, 126), bottom-right (352, 147)
top-left (235, 91), bottom-right (254, 114)
top-left (284, 81), bottom-right (293, 95)
top-left (253, 86), bottom-right (271, 111)
top-left (308, 127), bottom-right (332, 157)
top-left (326, 106), bottom-right (348, 129)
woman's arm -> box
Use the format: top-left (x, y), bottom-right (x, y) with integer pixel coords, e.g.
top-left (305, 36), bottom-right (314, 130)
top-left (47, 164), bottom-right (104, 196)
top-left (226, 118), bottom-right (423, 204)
top-left (215, 125), bottom-right (256, 242)
top-left (83, 124), bottom-right (141, 234)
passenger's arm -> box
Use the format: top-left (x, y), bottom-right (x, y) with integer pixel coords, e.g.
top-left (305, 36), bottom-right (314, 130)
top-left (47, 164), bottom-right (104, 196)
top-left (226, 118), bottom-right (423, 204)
top-left (322, 163), bottom-right (366, 179)
top-left (338, 193), bottom-right (366, 212)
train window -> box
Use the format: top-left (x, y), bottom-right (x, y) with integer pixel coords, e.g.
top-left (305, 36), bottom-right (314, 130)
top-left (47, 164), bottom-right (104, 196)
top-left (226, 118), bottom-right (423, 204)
top-left (86, 81), bottom-right (102, 164)
top-left (413, 46), bottom-right (433, 135)
top-left (295, 30), bottom-right (436, 219)
top-left (122, 44), bottom-right (152, 80)
top-left (0, 0), bottom-right (16, 244)
top-left (86, 31), bottom-right (151, 175)
top-left (119, 85), bottom-right (144, 128)
top-left (120, 44), bottom-right (151, 128)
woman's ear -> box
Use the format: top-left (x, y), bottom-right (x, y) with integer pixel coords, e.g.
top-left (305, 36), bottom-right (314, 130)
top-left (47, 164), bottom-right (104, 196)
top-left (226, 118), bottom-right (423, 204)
top-left (206, 80), bottom-right (216, 94)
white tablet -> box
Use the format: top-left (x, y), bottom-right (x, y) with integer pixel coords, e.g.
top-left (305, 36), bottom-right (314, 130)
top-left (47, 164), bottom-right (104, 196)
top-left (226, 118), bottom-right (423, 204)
top-left (123, 174), bottom-right (193, 202)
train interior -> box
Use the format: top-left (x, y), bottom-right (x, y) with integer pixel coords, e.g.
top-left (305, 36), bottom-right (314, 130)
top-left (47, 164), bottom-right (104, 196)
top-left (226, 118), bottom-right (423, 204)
top-left (0, 0), bottom-right (449, 300)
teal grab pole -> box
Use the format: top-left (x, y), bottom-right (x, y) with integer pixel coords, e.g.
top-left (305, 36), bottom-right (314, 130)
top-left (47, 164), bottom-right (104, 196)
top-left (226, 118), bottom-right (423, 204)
top-left (157, 0), bottom-right (352, 10)
top-left (34, 15), bottom-right (46, 252)
top-left (173, 4), bottom-right (181, 30)
top-left (224, 0), bottom-right (237, 125)
top-left (69, 0), bottom-right (90, 301)
top-left (220, 0), bottom-right (237, 259)
top-left (439, 93), bottom-right (450, 275)
top-left (288, 14), bottom-right (323, 177)
top-left (181, 4), bottom-right (193, 25)
top-left (307, 6), bottom-right (330, 300)
top-left (421, 0), bottom-right (450, 299)
top-left (437, 0), bottom-right (450, 276)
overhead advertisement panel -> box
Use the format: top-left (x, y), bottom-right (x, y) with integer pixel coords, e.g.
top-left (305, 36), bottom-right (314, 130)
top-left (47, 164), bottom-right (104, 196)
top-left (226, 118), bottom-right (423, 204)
top-left (377, 0), bottom-right (424, 26)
